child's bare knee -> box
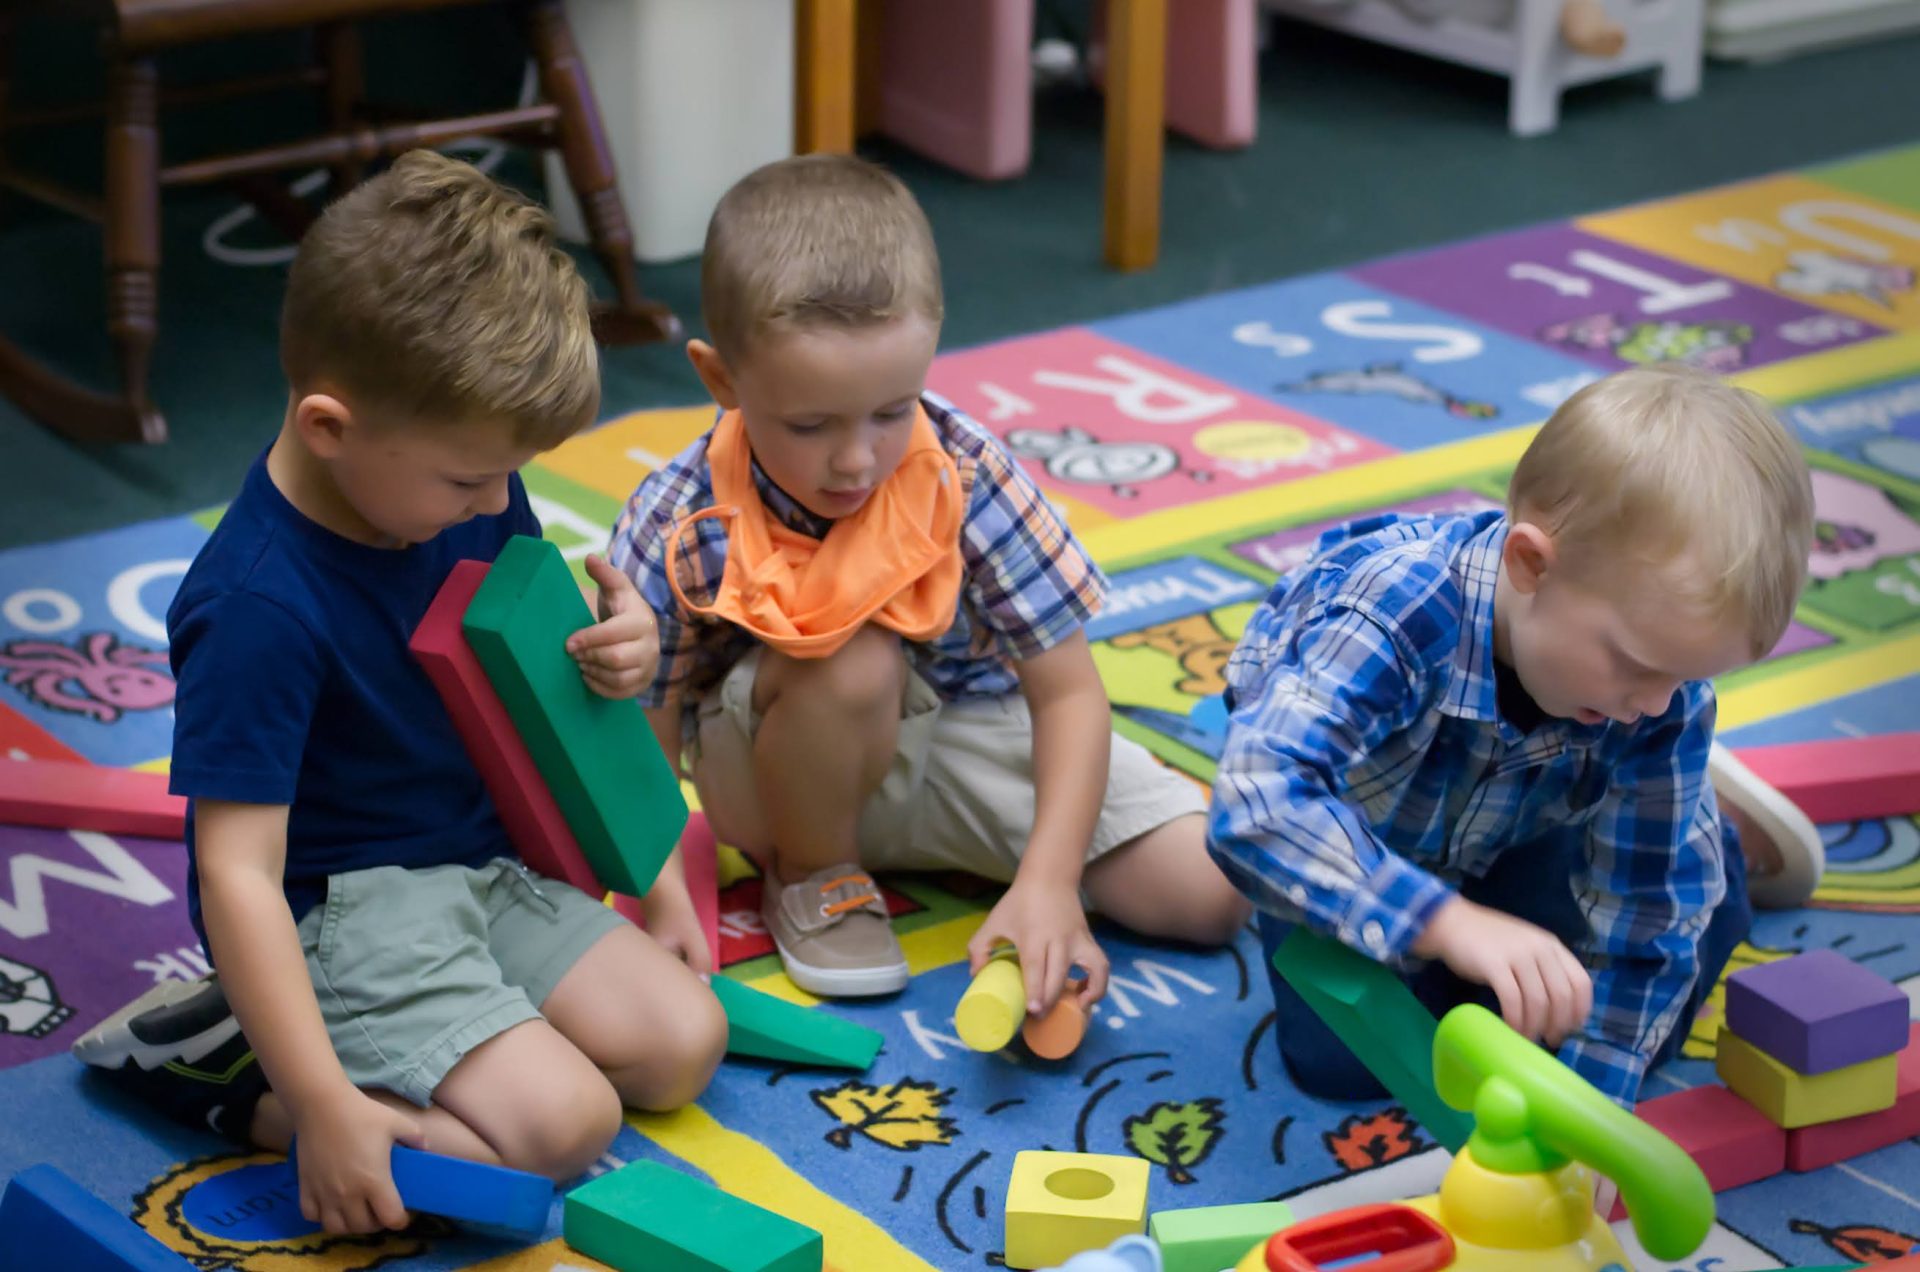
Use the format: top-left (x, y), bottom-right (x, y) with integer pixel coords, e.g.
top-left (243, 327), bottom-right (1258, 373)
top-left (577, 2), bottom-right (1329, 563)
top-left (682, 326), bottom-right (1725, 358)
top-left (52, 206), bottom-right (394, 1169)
top-left (625, 988), bottom-right (728, 1112)
top-left (500, 1073), bottom-right (623, 1180)
top-left (1191, 889), bottom-right (1253, 947)
top-left (763, 625), bottom-right (905, 715)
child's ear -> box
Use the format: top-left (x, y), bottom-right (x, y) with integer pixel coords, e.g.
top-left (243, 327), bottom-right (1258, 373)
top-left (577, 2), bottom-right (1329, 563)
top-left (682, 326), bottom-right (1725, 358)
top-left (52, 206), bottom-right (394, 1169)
top-left (685, 340), bottom-right (741, 411)
top-left (290, 391), bottom-right (354, 459)
top-left (1503, 521), bottom-right (1558, 595)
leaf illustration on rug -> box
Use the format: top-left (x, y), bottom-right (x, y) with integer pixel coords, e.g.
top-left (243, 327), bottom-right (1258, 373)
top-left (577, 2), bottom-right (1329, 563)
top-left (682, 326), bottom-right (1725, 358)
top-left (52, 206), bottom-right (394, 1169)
top-left (813, 1078), bottom-right (960, 1152)
top-left (1324, 1109), bottom-right (1429, 1172)
top-left (1123, 1097), bottom-right (1225, 1185)
top-left (1788, 1218), bottom-right (1920, 1263)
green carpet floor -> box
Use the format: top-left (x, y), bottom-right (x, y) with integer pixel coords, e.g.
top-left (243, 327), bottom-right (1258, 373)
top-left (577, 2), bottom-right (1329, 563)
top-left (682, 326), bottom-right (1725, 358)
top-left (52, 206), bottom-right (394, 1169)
top-left (3, 13), bottom-right (1918, 550)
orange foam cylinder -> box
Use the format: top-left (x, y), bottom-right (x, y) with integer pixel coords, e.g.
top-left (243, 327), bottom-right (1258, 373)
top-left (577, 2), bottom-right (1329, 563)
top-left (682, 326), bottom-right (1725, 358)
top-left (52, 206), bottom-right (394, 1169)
top-left (1022, 994), bottom-right (1088, 1060)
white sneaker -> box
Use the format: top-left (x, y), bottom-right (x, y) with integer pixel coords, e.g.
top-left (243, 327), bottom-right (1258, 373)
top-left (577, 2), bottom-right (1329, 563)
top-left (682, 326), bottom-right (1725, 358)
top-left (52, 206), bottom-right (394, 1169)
top-left (1711, 741), bottom-right (1825, 909)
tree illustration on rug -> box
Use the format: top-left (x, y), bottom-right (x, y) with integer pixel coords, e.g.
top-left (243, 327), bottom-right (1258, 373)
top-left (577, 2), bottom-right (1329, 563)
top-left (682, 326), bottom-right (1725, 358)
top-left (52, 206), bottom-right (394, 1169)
top-left (1123, 1098), bottom-right (1226, 1184)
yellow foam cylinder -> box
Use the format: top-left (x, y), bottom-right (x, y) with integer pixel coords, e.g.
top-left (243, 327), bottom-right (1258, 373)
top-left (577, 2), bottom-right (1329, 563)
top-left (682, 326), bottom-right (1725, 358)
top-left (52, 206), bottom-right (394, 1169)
top-left (957, 948), bottom-right (1026, 1051)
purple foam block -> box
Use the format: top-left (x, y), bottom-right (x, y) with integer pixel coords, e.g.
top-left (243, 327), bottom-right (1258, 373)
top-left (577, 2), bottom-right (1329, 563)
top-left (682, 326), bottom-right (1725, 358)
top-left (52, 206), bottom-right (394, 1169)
top-left (1725, 949), bottom-right (1910, 1075)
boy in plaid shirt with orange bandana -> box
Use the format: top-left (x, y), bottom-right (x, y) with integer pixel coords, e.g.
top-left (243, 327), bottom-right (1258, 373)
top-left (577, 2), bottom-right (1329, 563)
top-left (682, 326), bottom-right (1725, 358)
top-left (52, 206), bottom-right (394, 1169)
top-left (609, 155), bottom-right (1249, 1010)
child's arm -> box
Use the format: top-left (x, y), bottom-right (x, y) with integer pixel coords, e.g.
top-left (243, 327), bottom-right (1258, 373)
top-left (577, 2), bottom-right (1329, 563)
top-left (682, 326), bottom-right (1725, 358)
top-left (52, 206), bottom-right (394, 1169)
top-left (1564, 691), bottom-right (1724, 1106)
top-left (636, 692), bottom-right (708, 974)
top-left (196, 799), bottom-right (424, 1234)
top-left (968, 631), bottom-right (1112, 1014)
top-left (1212, 603), bottom-right (1587, 1047)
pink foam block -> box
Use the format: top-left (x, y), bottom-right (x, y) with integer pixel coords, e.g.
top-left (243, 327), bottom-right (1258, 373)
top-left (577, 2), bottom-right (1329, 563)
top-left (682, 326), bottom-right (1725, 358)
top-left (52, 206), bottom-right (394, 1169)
top-left (1607, 1084), bottom-right (1785, 1219)
top-left (611, 812), bottom-right (721, 969)
top-left (1095, 0), bottom-right (1259, 149)
top-left (1733, 734), bottom-right (1920, 824)
top-left (1788, 1022), bottom-right (1920, 1172)
top-left (410, 560), bottom-right (601, 896)
top-left (0, 758), bottom-right (184, 839)
top-left (876, 0), bottom-right (1034, 181)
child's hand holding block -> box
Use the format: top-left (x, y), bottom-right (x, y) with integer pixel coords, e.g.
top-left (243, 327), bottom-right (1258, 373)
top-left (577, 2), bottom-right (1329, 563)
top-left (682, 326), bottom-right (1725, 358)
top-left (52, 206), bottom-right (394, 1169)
top-left (461, 534), bottom-right (686, 897)
top-left (957, 948), bottom-right (1089, 1059)
top-left (288, 1142), bottom-right (555, 1241)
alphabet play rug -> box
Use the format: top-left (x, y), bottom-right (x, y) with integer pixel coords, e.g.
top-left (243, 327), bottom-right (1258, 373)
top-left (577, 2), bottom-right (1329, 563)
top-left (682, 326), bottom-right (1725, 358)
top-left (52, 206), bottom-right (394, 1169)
top-left (4, 143), bottom-right (1920, 1270)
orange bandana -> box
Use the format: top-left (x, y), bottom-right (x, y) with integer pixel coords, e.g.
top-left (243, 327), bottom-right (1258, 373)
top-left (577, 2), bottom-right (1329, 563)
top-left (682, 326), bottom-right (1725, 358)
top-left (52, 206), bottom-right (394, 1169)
top-left (668, 406), bottom-right (965, 659)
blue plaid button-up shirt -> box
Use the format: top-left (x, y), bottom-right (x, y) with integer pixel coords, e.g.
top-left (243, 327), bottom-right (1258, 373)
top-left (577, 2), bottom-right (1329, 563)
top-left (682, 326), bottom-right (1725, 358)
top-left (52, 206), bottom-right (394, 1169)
top-left (607, 392), bottom-right (1107, 719)
top-left (1208, 510), bottom-right (1726, 1104)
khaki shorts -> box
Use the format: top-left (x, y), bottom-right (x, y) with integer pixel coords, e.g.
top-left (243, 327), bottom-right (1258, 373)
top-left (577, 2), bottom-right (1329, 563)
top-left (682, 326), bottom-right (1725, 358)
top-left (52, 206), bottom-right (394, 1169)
top-left (688, 649), bottom-right (1206, 887)
top-left (294, 858), bottom-right (628, 1106)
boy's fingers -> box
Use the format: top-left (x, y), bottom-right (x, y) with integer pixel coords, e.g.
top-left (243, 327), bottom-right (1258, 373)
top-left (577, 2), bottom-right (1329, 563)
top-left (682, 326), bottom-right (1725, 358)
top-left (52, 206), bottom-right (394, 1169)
top-left (1568, 953), bottom-right (1595, 1025)
top-left (1519, 960), bottom-right (1552, 1042)
top-left (344, 1199), bottom-right (377, 1235)
top-left (373, 1183), bottom-right (410, 1231)
top-left (1488, 968), bottom-right (1522, 1036)
top-left (1077, 946), bottom-right (1110, 1005)
top-left (1019, 946), bottom-right (1048, 1015)
top-left (1040, 946), bottom-right (1071, 1015)
top-left (966, 931), bottom-right (997, 976)
top-left (568, 619), bottom-right (624, 653)
top-left (583, 552), bottom-right (626, 591)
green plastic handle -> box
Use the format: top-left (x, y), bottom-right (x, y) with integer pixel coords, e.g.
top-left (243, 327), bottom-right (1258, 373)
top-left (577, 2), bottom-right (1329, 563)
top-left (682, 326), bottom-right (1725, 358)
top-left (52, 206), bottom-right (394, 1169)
top-left (1431, 1004), bottom-right (1714, 1262)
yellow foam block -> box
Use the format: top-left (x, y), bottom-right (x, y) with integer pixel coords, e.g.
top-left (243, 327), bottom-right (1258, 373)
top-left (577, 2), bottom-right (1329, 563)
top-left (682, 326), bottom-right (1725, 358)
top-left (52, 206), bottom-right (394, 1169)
top-left (1716, 1027), bottom-right (1898, 1129)
top-left (1004, 1150), bottom-right (1150, 1269)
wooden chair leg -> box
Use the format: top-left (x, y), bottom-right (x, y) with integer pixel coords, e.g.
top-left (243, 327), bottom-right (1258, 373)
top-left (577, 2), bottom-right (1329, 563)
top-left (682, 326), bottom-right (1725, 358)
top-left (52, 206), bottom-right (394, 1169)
top-left (524, 0), bottom-right (678, 346)
top-left (318, 21), bottom-right (365, 198)
top-left (0, 8), bottom-right (12, 223)
top-left (103, 54), bottom-right (166, 442)
top-left (1103, 0), bottom-right (1167, 272)
top-left (795, 0), bottom-right (857, 154)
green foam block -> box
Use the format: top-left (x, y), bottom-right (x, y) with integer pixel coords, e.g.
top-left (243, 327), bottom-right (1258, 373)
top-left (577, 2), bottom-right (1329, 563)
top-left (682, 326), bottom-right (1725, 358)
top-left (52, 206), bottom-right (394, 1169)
top-left (1149, 1201), bottom-right (1295, 1272)
top-left (564, 1160), bottom-right (821, 1272)
top-left (462, 535), bottom-right (685, 897)
top-left (1271, 928), bottom-right (1474, 1151)
top-left (711, 975), bottom-right (884, 1070)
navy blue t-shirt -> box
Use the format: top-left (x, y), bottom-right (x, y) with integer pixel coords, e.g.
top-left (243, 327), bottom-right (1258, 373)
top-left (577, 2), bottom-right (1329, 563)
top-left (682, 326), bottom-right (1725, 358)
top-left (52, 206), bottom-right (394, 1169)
top-left (167, 452), bottom-right (538, 943)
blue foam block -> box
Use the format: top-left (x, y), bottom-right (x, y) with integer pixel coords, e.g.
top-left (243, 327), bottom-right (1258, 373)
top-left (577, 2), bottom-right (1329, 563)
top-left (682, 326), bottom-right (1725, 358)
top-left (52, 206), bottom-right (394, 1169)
top-left (0, 1163), bottom-right (196, 1270)
top-left (287, 1141), bottom-right (554, 1242)
top-left (387, 1145), bottom-right (553, 1241)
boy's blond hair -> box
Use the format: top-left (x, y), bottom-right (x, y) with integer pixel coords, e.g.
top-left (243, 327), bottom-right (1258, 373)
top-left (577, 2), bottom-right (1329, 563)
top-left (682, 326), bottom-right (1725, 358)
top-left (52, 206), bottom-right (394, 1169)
top-left (701, 154), bottom-right (943, 363)
top-left (281, 149), bottom-right (598, 448)
top-left (1509, 364), bottom-right (1812, 658)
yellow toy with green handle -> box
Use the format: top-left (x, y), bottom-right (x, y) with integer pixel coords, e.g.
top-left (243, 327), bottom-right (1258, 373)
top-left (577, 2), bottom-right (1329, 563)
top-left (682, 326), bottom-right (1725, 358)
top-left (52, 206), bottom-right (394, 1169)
top-left (1233, 1003), bottom-right (1715, 1272)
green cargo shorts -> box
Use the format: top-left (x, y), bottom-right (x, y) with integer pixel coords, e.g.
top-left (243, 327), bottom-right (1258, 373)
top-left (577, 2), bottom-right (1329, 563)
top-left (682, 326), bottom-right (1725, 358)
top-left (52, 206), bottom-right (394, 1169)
top-left (294, 857), bottom-right (628, 1106)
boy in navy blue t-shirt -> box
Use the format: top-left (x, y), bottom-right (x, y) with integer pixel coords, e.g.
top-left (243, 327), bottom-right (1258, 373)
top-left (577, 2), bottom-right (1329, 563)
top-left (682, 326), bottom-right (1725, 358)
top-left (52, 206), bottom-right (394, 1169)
top-left (75, 151), bottom-right (724, 1237)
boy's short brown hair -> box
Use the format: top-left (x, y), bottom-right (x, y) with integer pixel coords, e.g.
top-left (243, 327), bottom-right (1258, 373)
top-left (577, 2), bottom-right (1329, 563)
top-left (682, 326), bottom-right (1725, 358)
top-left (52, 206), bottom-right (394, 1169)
top-left (281, 149), bottom-right (598, 448)
top-left (701, 154), bottom-right (943, 363)
top-left (1509, 363), bottom-right (1814, 659)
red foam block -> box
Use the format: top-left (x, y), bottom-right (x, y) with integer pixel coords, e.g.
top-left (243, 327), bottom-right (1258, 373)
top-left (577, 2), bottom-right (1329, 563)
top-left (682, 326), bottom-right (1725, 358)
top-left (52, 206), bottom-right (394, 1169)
top-left (1608, 1084), bottom-right (1785, 1220)
top-left (410, 560), bottom-right (600, 896)
top-left (1733, 734), bottom-right (1920, 825)
top-left (1788, 1021), bottom-right (1920, 1172)
top-left (0, 702), bottom-right (85, 763)
top-left (0, 757), bottom-right (184, 839)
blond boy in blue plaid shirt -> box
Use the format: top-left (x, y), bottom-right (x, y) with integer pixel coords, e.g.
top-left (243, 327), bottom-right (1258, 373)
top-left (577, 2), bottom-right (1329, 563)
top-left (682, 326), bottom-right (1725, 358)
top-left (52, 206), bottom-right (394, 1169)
top-left (1210, 366), bottom-right (1819, 1105)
